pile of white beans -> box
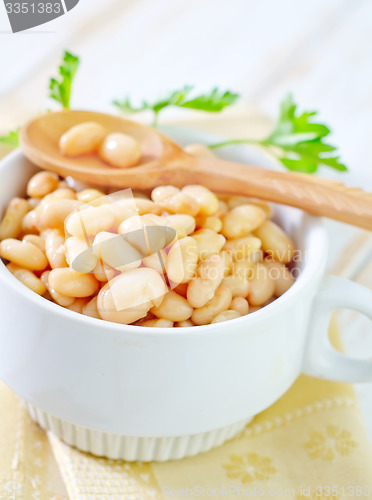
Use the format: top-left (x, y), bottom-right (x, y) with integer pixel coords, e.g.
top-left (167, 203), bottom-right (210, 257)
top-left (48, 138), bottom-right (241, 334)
top-left (0, 145), bottom-right (295, 327)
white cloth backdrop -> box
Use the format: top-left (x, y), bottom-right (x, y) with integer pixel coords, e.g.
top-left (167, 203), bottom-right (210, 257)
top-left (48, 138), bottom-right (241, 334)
top-left (0, 0), bottom-right (371, 438)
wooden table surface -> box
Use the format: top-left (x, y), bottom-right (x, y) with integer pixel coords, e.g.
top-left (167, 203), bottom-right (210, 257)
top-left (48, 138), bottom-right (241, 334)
top-left (0, 0), bottom-right (371, 440)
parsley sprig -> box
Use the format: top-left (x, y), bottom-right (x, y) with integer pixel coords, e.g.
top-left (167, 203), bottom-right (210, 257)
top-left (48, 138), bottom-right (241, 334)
top-left (113, 85), bottom-right (239, 126)
top-left (0, 51), bottom-right (80, 150)
top-left (0, 129), bottom-right (20, 148)
top-left (209, 94), bottom-right (347, 173)
top-left (49, 51), bottom-right (80, 109)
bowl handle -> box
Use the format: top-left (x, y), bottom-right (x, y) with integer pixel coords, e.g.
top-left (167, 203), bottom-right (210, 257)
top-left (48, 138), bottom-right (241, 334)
top-left (303, 275), bottom-right (372, 382)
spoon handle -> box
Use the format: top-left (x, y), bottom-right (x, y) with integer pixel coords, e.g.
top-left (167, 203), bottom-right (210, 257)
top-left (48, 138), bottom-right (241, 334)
top-left (192, 157), bottom-right (372, 230)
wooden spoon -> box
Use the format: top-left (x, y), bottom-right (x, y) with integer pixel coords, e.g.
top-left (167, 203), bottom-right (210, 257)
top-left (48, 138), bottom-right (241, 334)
top-left (20, 110), bottom-right (372, 230)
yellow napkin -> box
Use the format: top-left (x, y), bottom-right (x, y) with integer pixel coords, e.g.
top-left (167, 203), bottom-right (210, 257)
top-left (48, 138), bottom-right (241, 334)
top-left (1, 327), bottom-right (371, 500)
top-left (0, 110), bottom-right (371, 499)
top-left (46, 319), bottom-right (372, 500)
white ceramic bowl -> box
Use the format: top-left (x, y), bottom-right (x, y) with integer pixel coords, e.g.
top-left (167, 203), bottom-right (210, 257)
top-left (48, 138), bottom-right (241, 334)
top-left (0, 129), bottom-right (372, 462)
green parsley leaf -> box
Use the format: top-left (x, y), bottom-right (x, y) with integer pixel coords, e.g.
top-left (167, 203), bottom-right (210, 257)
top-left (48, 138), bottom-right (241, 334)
top-left (49, 51), bottom-right (80, 109)
top-left (113, 86), bottom-right (239, 126)
top-left (180, 88), bottom-right (239, 112)
top-left (210, 93), bottom-right (347, 174)
top-left (0, 129), bottom-right (19, 148)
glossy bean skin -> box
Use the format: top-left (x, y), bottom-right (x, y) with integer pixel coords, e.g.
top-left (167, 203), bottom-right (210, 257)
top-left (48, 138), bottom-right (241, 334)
top-left (41, 271), bottom-right (75, 307)
top-left (151, 291), bottom-right (193, 322)
top-left (43, 188), bottom-right (76, 201)
top-left (192, 285), bottom-right (232, 325)
top-left (93, 231), bottom-right (142, 271)
top-left (222, 204), bottom-right (266, 239)
top-left (45, 230), bottom-right (68, 269)
top-left (0, 239), bottom-right (48, 271)
top-left (66, 298), bottom-right (89, 314)
top-left (166, 237), bottom-right (198, 284)
top-left (22, 210), bottom-right (41, 234)
top-left (224, 235), bottom-right (262, 262)
top-left (7, 263), bottom-right (47, 296)
top-left (0, 198), bottom-right (30, 240)
top-left (27, 171), bottom-right (59, 198)
top-left (175, 320), bottom-right (194, 327)
top-left (192, 229), bottom-right (226, 261)
top-left (60, 122), bottom-right (106, 156)
top-left (182, 185), bottom-right (219, 216)
top-left (66, 205), bottom-right (115, 238)
top-left (248, 262), bottom-right (275, 306)
top-left (65, 236), bottom-right (97, 273)
top-left (187, 254), bottom-right (225, 308)
top-left (151, 186), bottom-right (200, 216)
top-left (265, 259), bottom-right (294, 297)
top-left (77, 189), bottom-right (106, 204)
top-left (211, 309), bottom-right (241, 323)
top-left (39, 199), bottom-right (82, 231)
top-left (141, 319), bottom-right (174, 328)
top-left (254, 220), bottom-right (295, 264)
top-left (82, 296), bottom-right (101, 319)
top-left (99, 132), bottom-right (141, 168)
top-left (195, 215), bottom-right (222, 233)
top-left (142, 249), bottom-right (167, 274)
top-left (221, 273), bottom-right (250, 298)
top-left (22, 234), bottom-right (46, 252)
top-left (92, 259), bottom-right (117, 282)
top-left (230, 296), bottom-right (249, 315)
top-left (97, 268), bottom-right (167, 325)
top-left (165, 214), bottom-right (196, 239)
top-left (49, 268), bottom-right (99, 298)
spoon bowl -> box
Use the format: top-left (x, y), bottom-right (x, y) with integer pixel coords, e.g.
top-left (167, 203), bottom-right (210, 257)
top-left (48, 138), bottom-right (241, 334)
top-left (20, 110), bottom-right (189, 188)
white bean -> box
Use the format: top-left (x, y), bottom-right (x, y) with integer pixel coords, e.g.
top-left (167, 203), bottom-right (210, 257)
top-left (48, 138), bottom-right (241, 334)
top-left (7, 263), bottom-right (47, 296)
top-left (254, 220), bottom-right (295, 264)
top-left (97, 268), bottom-right (167, 324)
top-left (82, 296), bottom-right (101, 319)
top-left (65, 236), bottom-right (97, 273)
top-left (151, 291), bottom-right (193, 322)
top-left (141, 319), bottom-right (174, 328)
top-left (222, 204), bottom-right (266, 239)
top-left (93, 231), bottom-right (141, 271)
top-left (192, 285), bottom-right (232, 325)
top-left (166, 237), bottom-right (198, 284)
top-left (39, 199), bottom-right (82, 231)
top-left (66, 205), bottom-right (115, 238)
top-left (99, 133), bottom-right (141, 168)
top-left (41, 271), bottom-right (75, 307)
top-left (248, 262), bottom-right (275, 306)
top-left (192, 229), bottom-right (226, 261)
top-left (224, 235), bottom-right (262, 261)
top-left (151, 186), bottom-right (200, 216)
top-left (60, 122), bottom-right (106, 156)
top-left (265, 259), bottom-right (294, 297)
top-left (187, 254), bottom-right (225, 308)
top-left (230, 297), bottom-right (249, 315)
top-left (182, 185), bottom-right (219, 216)
top-left (0, 198), bottom-right (30, 240)
top-left (49, 268), bottom-right (100, 298)
top-left (45, 230), bottom-right (68, 269)
top-left (27, 171), bottom-right (59, 198)
top-left (211, 309), bottom-right (241, 323)
top-left (0, 239), bottom-right (48, 271)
